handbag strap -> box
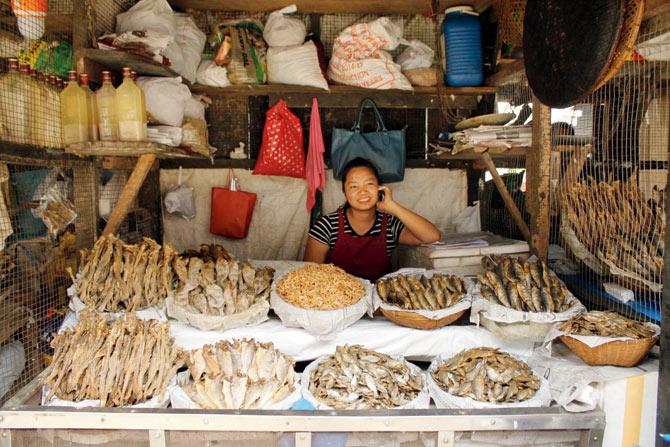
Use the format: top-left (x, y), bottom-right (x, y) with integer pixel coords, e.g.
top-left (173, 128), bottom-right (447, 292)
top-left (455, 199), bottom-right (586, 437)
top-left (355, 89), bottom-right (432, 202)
top-left (353, 97), bottom-right (388, 133)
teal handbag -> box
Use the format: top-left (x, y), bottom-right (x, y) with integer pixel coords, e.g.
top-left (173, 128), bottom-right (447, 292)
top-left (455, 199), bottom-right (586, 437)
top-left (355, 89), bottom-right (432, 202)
top-left (331, 98), bottom-right (406, 183)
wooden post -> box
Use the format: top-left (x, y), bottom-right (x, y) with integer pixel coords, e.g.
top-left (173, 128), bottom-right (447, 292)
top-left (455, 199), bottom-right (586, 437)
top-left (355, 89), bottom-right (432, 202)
top-left (481, 153), bottom-right (531, 245)
top-left (102, 154), bottom-right (157, 237)
top-left (527, 94), bottom-right (552, 261)
top-left (72, 163), bottom-right (99, 250)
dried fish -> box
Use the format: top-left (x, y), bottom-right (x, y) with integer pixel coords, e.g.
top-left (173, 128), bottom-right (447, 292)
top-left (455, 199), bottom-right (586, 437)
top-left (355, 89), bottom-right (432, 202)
top-left (276, 264), bottom-right (364, 310)
top-left (309, 345), bottom-right (423, 409)
top-left (431, 347), bottom-right (540, 404)
top-left (44, 311), bottom-right (183, 406)
top-left (376, 273), bottom-right (467, 310)
top-left (476, 255), bottom-right (574, 313)
top-left (559, 311), bottom-right (657, 339)
top-left (184, 339), bottom-right (296, 409)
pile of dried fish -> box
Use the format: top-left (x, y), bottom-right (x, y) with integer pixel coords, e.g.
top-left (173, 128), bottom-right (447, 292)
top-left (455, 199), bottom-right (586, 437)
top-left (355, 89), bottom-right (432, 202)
top-left (431, 347), bottom-right (540, 404)
top-left (309, 345), bottom-right (423, 409)
top-left (476, 255), bottom-right (572, 313)
top-left (563, 176), bottom-right (664, 283)
top-left (559, 311), bottom-right (657, 339)
top-left (376, 273), bottom-right (466, 310)
top-left (277, 264), bottom-right (365, 310)
top-left (180, 243), bottom-right (232, 262)
top-left (39, 190), bottom-right (77, 237)
top-left (68, 235), bottom-right (178, 312)
top-left (184, 339), bottom-right (296, 409)
top-left (44, 311), bottom-right (183, 406)
top-left (173, 255), bottom-right (274, 316)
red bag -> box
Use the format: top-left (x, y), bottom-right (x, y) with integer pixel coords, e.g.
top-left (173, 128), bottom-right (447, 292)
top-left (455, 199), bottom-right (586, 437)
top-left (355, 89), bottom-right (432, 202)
top-left (210, 170), bottom-right (257, 239)
top-left (253, 99), bottom-right (306, 178)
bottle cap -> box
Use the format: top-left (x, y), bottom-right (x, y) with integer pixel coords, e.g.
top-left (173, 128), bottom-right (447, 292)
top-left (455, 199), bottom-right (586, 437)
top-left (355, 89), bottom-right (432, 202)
top-left (122, 67), bottom-right (132, 77)
top-left (19, 63), bottom-right (30, 74)
top-left (102, 70), bottom-right (112, 82)
top-left (7, 59), bottom-right (18, 71)
top-left (67, 70), bottom-right (77, 82)
top-left (79, 73), bottom-right (89, 85)
top-left (29, 68), bottom-right (37, 79)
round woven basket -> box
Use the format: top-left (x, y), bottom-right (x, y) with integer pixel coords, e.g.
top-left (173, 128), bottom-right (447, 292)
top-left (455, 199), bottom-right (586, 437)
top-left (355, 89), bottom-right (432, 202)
top-left (560, 335), bottom-right (657, 367)
top-left (496, 0), bottom-right (527, 47)
top-left (381, 308), bottom-right (466, 330)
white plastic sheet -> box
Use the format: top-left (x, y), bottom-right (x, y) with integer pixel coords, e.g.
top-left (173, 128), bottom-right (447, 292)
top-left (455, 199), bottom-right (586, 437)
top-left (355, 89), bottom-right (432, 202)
top-left (166, 295), bottom-right (270, 332)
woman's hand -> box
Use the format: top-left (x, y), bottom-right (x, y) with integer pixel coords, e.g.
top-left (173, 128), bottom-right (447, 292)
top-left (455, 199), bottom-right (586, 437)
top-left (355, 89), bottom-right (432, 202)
top-left (376, 186), bottom-right (397, 214)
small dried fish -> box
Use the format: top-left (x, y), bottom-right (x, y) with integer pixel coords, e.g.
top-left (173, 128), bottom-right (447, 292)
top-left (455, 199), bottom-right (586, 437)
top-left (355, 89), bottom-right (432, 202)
top-left (559, 311), bottom-right (657, 339)
top-left (376, 273), bottom-right (466, 310)
top-left (431, 347), bottom-right (540, 404)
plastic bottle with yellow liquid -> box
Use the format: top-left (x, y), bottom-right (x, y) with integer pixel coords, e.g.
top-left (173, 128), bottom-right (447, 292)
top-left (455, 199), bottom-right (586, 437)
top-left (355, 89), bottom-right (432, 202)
top-left (60, 70), bottom-right (88, 144)
top-left (29, 68), bottom-right (49, 147)
top-left (116, 67), bottom-right (147, 141)
top-left (79, 74), bottom-right (99, 142)
top-left (96, 70), bottom-right (118, 141)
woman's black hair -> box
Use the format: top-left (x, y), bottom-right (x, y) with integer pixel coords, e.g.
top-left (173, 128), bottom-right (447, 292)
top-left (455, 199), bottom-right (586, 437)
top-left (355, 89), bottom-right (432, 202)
top-left (341, 158), bottom-right (381, 192)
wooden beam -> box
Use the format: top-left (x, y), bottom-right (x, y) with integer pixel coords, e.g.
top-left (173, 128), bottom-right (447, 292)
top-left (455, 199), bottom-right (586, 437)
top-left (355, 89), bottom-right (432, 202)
top-left (481, 152), bottom-right (531, 244)
top-left (102, 154), bottom-right (157, 237)
top-left (527, 94), bottom-right (552, 261)
top-left (485, 59), bottom-right (525, 87)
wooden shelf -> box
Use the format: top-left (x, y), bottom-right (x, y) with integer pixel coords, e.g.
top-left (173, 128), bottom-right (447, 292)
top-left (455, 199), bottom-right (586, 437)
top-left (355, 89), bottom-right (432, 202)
top-left (168, 0), bottom-right (492, 14)
top-left (64, 141), bottom-right (204, 159)
top-left (431, 147), bottom-right (528, 160)
top-left (77, 49), bottom-right (183, 82)
top-left (0, 14), bottom-right (73, 34)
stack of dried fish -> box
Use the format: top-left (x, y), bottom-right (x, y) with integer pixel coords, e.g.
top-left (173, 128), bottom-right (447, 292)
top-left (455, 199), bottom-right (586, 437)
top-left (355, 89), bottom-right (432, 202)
top-left (376, 273), bottom-right (466, 310)
top-left (563, 176), bottom-right (664, 283)
top-left (277, 264), bottom-right (365, 310)
top-left (180, 243), bottom-right (232, 262)
top-left (68, 235), bottom-right (178, 312)
top-left (476, 255), bottom-right (572, 313)
top-left (173, 256), bottom-right (274, 316)
top-left (559, 311), bottom-right (657, 339)
top-left (183, 339), bottom-right (296, 409)
top-left (431, 347), bottom-right (540, 404)
top-left (309, 345), bottom-right (423, 409)
top-left (44, 311), bottom-right (183, 406)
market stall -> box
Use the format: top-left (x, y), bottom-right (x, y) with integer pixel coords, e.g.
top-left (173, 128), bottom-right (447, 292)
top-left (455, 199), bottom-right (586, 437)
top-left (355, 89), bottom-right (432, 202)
top-left (0, 0), bottom-right (667, 446)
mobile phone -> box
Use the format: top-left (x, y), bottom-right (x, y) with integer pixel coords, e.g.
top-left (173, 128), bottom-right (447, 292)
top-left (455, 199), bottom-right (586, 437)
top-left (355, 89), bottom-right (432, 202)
top-left (378, 191), bottom-right (385, 202)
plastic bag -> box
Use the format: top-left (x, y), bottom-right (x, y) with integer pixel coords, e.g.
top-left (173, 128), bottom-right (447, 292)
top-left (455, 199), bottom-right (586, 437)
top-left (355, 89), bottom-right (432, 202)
top-left (184, 95), bottom-right (206, 121)
top-left (172, 13), bottom-right (206, 83)
top-left (181, 118), bottom-right (210, 157)
top-left (328, 17), bottom-right (412, 90)
top-left (253, 99), bottom-right (305, 178)
top-left (210, 20), bottom-right (267, 85)
top-left (395, 39), bottom-right (434, 71)
top-left (453, 201), bottom-right (481, 233)
top-left (164, 167), bottom-right (195, 220)
top-left (267, 41), bottom-right (328, 90)
top-left (196, 60), bottom-right (231, 87)
top-left (36, 187), bottom-right (77, 238)
top-left (137, 76), bottom-right (191, 126)
top-left (263, 4), bottom-right (306, 47)
top-left (99, 171), bottom-right (128, 220)
top-left (116, 0), bottom-right (176, 35)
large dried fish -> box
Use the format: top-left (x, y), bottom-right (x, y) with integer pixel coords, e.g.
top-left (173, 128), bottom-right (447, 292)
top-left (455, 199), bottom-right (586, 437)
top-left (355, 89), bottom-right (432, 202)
top-left (183, 339), bottom-right (296, 409)
top-left (44, 311), bottom-right (183, 406)
top-left (309, 345), bottom-right (423, 409)
top-left (559, 311), bottom-right (657, 339)
top-left (376, 273), bottom-right (466, 310)
top-left (432, 347), bottom-right (540, 404)
top-left (476, 255), bottom-right (574, 313)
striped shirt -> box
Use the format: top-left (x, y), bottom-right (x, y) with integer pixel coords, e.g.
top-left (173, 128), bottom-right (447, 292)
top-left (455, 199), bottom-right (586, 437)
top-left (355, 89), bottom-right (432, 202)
top-left (308, 209), bottom-right (405, 256)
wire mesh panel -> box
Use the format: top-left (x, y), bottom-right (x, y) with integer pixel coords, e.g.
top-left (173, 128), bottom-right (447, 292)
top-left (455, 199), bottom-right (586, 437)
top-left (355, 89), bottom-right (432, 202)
top-left (549, 13), bottom-right (670, 323)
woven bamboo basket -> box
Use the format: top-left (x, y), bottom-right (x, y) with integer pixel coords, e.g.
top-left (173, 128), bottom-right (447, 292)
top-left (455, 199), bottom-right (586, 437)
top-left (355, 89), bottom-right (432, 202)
top-left (495, 0), bottom-right (527, 47)
top-left (560, 334), bottom-right (657, 367)
top-left (381, 308), bottom-right (466, 330)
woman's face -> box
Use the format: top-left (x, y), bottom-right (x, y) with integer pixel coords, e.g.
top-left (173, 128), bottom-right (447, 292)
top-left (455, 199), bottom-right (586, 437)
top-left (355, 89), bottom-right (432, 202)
top-left (344, 166), bottom-right (379, 211)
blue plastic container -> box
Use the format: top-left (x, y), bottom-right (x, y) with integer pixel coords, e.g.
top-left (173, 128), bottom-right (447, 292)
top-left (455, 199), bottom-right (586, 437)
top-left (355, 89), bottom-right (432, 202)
top-left (443, 6), bottom-right (483, 86)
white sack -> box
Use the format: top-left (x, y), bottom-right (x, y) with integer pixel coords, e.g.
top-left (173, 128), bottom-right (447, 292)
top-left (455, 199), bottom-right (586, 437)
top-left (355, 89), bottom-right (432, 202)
top-left (263, 5), bottom-right (306, 47)
top-left (137, 76), bottom-right (191, 127)
top-left (196, 60), bottom-right (231, 87)
top-left (267, 42), bottom-right (328, 90)
top-left (396, 39), bottom-right (434, 71)
top-left (184, 96), bottom-right (206, 121)
top-left (116, 0), bottom-right (176, 35)
top-left (300, 355), bottom-right (430, 409)
top-left (166, 295), bottom-right (269, 332)
top-left (372, 268), bottom-right (473, 321)
top-left (172, 13), bottom-right (206, 83)
top-left (427, 352), bottom-right (552, 409)
top-left (270, 265), bottom-right (374, 340)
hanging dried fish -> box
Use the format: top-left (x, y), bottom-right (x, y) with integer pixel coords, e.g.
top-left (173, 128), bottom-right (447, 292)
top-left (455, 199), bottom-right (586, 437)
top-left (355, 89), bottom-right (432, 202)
top-left (183, 339), bottom-right (296, 409)
top-left (44, 311), bottom-right (183, 406)
top-left (475, 255), bottom-right (573, 313)
top-left (431, 347), bottom-right (540, 404)
top-left (376, 273), bottom-right (466, 310)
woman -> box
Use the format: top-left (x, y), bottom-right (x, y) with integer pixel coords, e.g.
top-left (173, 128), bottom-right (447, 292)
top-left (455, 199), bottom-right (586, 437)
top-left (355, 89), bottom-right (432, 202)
top-left (304, 158), bottom-right (441, 281)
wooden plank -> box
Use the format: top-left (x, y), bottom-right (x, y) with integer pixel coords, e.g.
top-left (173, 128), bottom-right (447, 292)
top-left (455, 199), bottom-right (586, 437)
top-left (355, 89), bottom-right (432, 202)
top-left (527, 95), bottom-right (552, 261)
top-left (78, 49), bottom-right (183, 81)
top-left (65, 141), bottom-right (198, 159)
top-left (432, 147), bottom-right (528, 160)
top-left (481, 152), bottom-right (531, 244)
top-left (3, 369), bottom-right (50, 407)
top-left (0, 143), bottom-right (88, 167)
top-left (486, 59), bottom-right (525, 87)
top-left (72, 164), bottom-right (99, 250)
top-left (102, 154), bottom-right (157, 237)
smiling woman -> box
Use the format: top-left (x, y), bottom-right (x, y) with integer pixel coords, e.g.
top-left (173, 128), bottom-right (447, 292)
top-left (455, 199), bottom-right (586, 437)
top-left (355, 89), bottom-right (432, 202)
top-left (303, 158), bottom-right (441, 281)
